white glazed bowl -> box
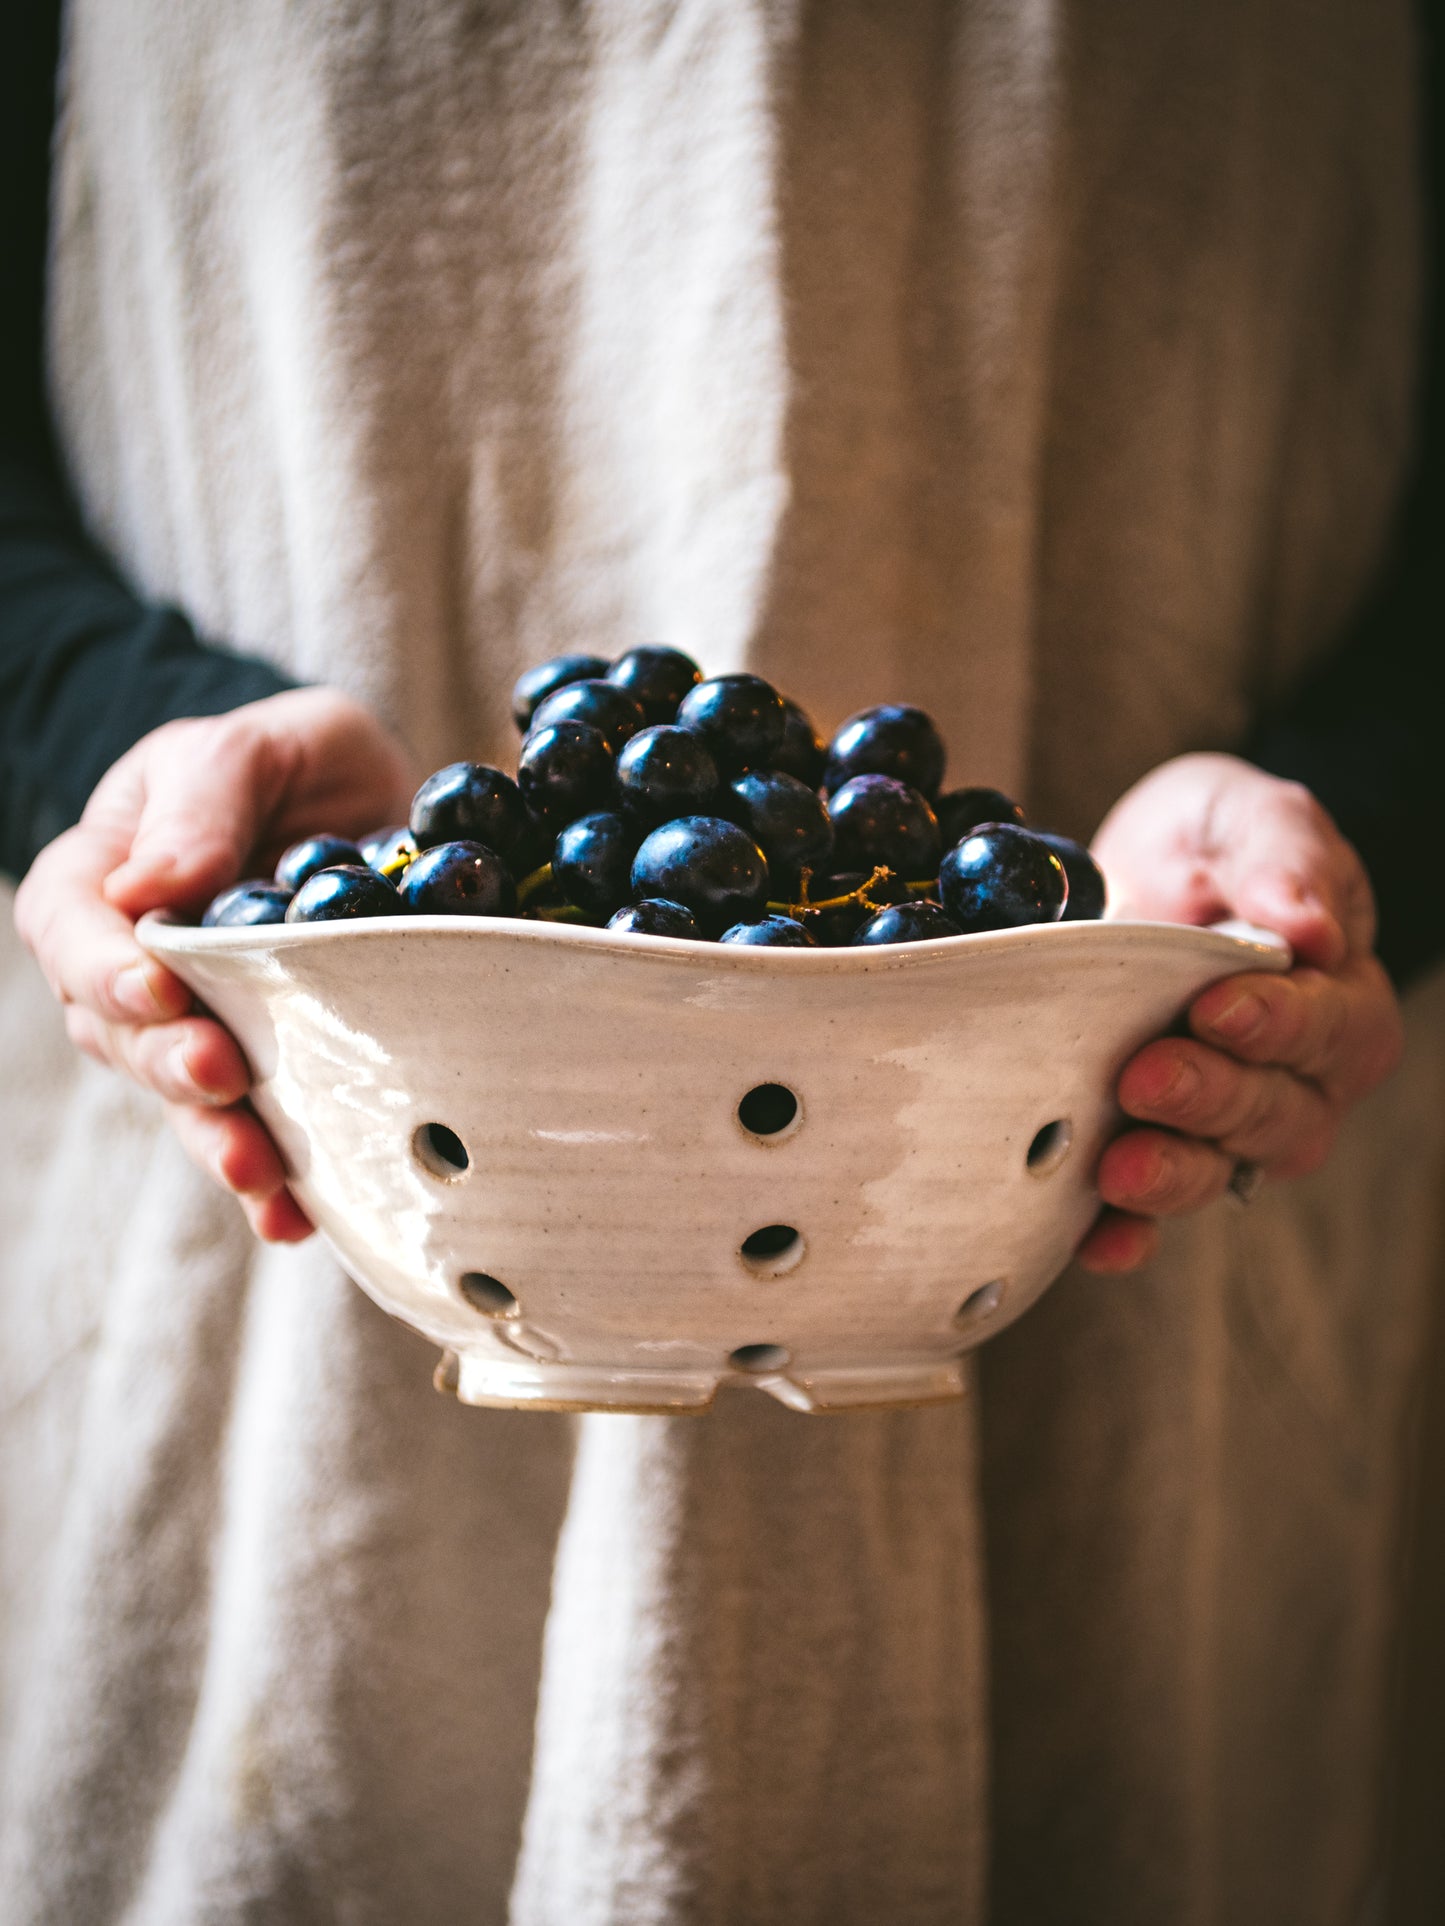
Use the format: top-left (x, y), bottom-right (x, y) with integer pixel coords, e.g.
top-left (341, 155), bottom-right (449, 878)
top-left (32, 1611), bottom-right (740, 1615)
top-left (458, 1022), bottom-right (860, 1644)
top-left (139, 914), bottom-right (1288, 1413)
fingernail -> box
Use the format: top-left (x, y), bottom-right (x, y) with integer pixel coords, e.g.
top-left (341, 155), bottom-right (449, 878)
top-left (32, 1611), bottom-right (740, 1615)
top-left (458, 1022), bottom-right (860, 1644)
top-left (1143, 1054), bottom-right (1200, 1111)
top-left (1139, 1145), bottom-right (1174, 1200)
top-left (1206, 991), bottom-right (1267, 1044)
top-left (114, 962), bottom-right (162, 1018)
top-left (1118, 1143), bottom-right (1173, 1206)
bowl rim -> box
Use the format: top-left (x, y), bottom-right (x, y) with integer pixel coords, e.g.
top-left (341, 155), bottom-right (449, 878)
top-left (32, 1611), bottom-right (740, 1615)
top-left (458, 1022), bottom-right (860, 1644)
top-left (138, 910), bottom-right (1291, 976)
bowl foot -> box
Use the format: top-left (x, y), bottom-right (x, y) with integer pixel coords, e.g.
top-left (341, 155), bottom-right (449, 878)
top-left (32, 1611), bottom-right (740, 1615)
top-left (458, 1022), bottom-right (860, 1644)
top-left (444, 1349), bottom-right (969, 1415)
top-left (778, 1358), bottom-right (969, 1412)
top-left (453, 1351), bottom-right (721, 1414)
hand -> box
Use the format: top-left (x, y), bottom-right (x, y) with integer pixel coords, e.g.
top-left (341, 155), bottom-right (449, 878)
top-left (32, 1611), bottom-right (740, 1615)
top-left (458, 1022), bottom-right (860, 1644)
top-left (1074, 752), bottom-right (1404, 1273)
top-left (14, 687), bottom-right (415, 1241)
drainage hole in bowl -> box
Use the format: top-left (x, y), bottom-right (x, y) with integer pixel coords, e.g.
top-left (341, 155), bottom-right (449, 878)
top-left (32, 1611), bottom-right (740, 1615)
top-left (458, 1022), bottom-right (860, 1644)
top-left (730, 1342), bottom-right (791, 1373)
top-left (739, 1224), bottom-right (806, 1275)
top-left (458, 1272), bottom-right (518, 1318)
top-left (738, 1083), bottom-right (800, 1139)
top-left (955, 1279), bottom-right (1007, 1325)
top-left (414, 1122), bottom-right (470, 1179)
top-left (1026, 1119), bottom-right (1072, 1176)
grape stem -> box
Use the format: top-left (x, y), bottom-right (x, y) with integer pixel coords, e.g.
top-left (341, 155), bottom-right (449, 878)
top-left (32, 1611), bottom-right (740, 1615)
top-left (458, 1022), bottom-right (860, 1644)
top-left (766, 864), bottom-right (911, 918)
top-left (525, 902), bottom-right (589, 923)
top-left (516, 862), bottom-right (554, 907)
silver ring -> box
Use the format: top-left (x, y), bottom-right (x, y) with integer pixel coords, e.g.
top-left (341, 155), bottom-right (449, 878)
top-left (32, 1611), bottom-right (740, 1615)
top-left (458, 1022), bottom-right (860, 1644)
top-left (1228, 1158), bottom-right (1264, 1205)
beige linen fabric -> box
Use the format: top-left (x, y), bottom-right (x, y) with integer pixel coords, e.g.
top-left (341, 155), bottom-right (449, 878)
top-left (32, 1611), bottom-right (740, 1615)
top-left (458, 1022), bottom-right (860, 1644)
top-left (2, 2), bottom-right (1442, 1921)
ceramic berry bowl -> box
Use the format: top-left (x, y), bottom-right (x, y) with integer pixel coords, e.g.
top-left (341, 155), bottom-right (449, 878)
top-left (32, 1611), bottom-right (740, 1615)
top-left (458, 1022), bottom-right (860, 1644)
top-left (138, 914), bottom-right (1288, 1414)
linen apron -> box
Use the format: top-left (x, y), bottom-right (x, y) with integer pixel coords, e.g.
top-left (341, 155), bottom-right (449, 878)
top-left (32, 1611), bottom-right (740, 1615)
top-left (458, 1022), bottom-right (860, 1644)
top-left (2, 4), bottom-right (1443, 1921)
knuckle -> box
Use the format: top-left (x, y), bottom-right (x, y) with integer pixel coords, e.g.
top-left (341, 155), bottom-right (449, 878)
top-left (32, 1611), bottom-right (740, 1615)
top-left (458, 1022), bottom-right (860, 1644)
top-left (13, 879), bottom-right (58, 977)
top-left (1375, 1011), bottom-right (1406, 1083)
top-left (1238, 979), bottom-right (1298, 1062)
top-left (1277, 968), bottom-right (1322, 1036)
top-left (1280, 780), bottom-right (1336, 843)
top-left (1307, 986), bottom-right (1352, 1074)
top-left (1273, 1124), bottom-right (1336, 1181)
top-left (98, 960), bottom-right (135, 1020)
top-left (12, 870), bottom-right (39, 944)
top-left (128, 1025), bottom-right (179, 1095)
top-left (1152, 1143), bottom-right (1227, 1214)
top-left (1262, 971), bottom-right (1331, 1073)
top-left (1325, 979), bottom-right (1404, 1103)
top-left (64, 1005), bottom-right (111, 1067)
top-left (1185, 1064), bottom-right (1243, 1136)
top-left (147, 715), bottom-right (206, 756)
top-left (1236, 1072), bottom-right (1288, 1146)
top-left (1352, 1000), bottom-right (1405, 1089)
top-left (1193, 1148), bottom-right (1234, 1207)
top-left (171, 1105), bottom-right (235, 1192)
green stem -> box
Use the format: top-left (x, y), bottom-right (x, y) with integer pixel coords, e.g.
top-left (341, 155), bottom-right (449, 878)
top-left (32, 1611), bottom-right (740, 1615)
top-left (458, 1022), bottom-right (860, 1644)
top-left (768, 865), bottom-right (901, 919)
top-left (526, 902), bottom-right (589, 923)
top-left (516, 862), bottom-right (554, 907)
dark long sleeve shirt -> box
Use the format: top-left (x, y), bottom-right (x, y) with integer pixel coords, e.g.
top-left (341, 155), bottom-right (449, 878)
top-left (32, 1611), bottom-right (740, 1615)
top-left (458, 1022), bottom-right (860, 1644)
top-left (3, 3), bottom-right (1442, 983)
top-left (0, 3), bottom-right (294, 881)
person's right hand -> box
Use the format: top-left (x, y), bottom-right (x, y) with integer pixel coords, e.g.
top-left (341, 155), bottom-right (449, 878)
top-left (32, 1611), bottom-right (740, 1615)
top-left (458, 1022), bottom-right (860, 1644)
top-left (14, 687), bottom-right (415, 1241)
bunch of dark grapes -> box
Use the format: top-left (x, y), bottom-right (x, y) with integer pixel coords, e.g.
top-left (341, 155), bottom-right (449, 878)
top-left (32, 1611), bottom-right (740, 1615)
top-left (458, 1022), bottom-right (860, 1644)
top-left (201, 647), bottom-right (1106, 945)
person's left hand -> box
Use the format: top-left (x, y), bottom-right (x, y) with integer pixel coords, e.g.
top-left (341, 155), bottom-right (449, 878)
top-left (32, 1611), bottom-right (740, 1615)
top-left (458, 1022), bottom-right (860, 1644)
top-left (1074, 752), bottom-right (1404, 1273)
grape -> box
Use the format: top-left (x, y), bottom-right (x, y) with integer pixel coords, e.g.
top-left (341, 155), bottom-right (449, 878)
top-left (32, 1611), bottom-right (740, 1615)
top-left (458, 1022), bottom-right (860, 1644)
top-left (359, 825), bottom-right (417, 881)
top-left (824, 704), bottom-right (946, 800)
top-left (674, 674), bottom-right (786, 774)
top-left (936, 787), bottom-right (1026, 847)
top-left (607, 899), bottom-right (702, 939)
top-left (1037, 832), bottom-right (1107, 921)
top-left (938, 825), bottom-right (1068, 932)
top-left (850, 901), bottom-right (963, 945)
top-left (517, 721), bottom-right (615, 826)
top-left (553, 812), bottom-right (638, 920)
top-left (285, 866), bottom-right (402, 922)
top-left (772, 699), bottom-right (827, 787)
top-left (605, 646), bottom-right (702, 724)
top-left (202, 881), bottom-right (293, 927)
top-left (512, 653), bottom-right (610, 732)
top-left (615, 725), bottom-right (720, 828)
top-left (828, 775), bottom-right (940, 878)
top-left (409, 762), bottom-right (530, 866)
top-left (398, 841), bottom-right (516, 917)
top-left (724, 770), bottom-right (833, 891)
top-left (719, 915), bottom-right (816, 947)
top-left (630, 816), bottom-right (768, 936)
top-left (528, 680), bottom-right (646, 754)
top-left (203, 650), bottom-right (1105, 960)
top-left (275, 835), bottom-right (363, 892)
top-left (513, 808), bottom-right (557, 878)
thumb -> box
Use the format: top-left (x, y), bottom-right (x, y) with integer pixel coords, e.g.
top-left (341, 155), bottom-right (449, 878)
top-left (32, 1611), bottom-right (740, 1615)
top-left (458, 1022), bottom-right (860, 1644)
top-left (1213, 788), bottom-right (1356, 972)
top-left (103, 720), bottom-right (286, 917)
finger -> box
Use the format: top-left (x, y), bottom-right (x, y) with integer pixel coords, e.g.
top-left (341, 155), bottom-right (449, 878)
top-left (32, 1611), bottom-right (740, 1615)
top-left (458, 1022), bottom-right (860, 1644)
top-left (1223, 866), bottom-right (1349, 971)
top-left (1189, 961), bottom-right (1403, 1102)
top-left (103, 720), bottom-right (284, 916)
top-left (16, 828), bottom-right (193, 1023)
top-left (1117, 1037), bottom-right (1334, 1175)
top-left (1075, 1209), bottom-right (1160, 1274)
top-left (1213, 783), bottom-right (1371, 969)
top-left (63, 1007), bottom-right (251, 1105)
top-left (163, 1099), bottom-right (291, 1198)
top-left (1097, 1127), bottom-right (1236, 1216)
top-left (164, 1101), bottom-right (314, 1241)
top-left (242, 1188), bottom-right (315, 1243)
